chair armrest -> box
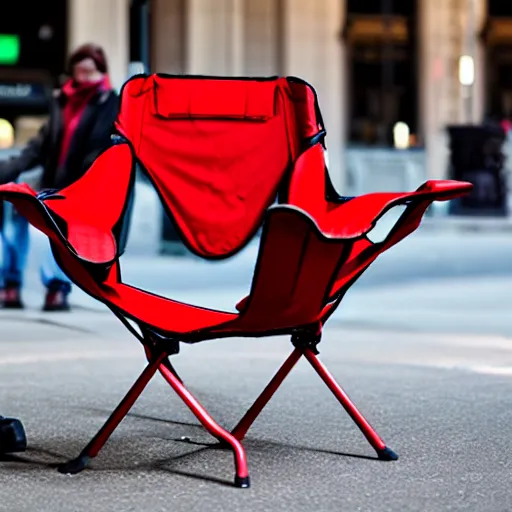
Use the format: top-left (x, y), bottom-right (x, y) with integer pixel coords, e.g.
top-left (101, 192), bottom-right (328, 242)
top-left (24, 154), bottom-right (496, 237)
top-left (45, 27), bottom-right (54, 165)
top-left (65, 223), bottom-right (117, 264)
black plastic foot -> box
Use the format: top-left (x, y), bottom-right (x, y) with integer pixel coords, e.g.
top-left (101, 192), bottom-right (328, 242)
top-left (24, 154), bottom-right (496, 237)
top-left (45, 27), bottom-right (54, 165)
top-left (58, 454), bottom-right (91, 475)
top-left (0, 417), bottom-right (27, 454)
top-left (377, 446), bottom-right (399, 461)
top-left (234, 475), bottom-right (250, 488)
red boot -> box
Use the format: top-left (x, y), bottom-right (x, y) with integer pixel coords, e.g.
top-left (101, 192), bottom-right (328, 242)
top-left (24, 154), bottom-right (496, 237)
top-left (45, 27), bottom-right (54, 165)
top-left (43, 290), bottom-right (70, 312)
top-left (1, 286), bottom-right (24, 309)
top-left (42, 279), bottom-right (71, 312)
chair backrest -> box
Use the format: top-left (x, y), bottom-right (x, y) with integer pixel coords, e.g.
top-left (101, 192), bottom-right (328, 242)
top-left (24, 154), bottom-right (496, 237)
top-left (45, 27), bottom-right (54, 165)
top-left (114, 74), bottom-right (324, 258)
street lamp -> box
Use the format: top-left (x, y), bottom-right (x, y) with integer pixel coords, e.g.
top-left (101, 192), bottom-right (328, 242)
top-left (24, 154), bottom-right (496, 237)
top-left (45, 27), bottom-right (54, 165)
top-left (459, 54), bottom-right (475, 124)
top-left (458, 55), bottom-right (475, 86)
top-left (393, 121), bottom-right (410, 149)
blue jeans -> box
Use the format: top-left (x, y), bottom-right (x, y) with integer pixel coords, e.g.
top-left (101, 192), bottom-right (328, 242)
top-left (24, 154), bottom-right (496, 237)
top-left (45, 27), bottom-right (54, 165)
top-left (0, 201), bottom-right (71, 292)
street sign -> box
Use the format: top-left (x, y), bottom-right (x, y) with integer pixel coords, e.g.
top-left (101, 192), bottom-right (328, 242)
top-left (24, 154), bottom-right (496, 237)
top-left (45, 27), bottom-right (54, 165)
top-left (0, 82), bottom-right (48, 106)
top-left (0, 35), bottom-right (20, 65)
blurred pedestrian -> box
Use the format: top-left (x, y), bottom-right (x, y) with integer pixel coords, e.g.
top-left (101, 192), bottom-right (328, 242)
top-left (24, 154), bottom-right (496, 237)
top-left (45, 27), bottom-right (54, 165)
top-left (0, 43), bottom-right (119, 311)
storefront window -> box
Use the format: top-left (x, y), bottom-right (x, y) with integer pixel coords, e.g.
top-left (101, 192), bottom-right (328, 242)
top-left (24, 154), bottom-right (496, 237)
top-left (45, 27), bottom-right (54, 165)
top-left (345, 0), bottom-right (418, 147)
top-left (484, 1), bottom-right (512, 121)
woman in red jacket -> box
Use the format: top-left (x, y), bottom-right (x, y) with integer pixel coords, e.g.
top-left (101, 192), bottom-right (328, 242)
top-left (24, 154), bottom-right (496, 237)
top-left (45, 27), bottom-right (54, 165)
top-left (0, 43), bottom-right (119, 311)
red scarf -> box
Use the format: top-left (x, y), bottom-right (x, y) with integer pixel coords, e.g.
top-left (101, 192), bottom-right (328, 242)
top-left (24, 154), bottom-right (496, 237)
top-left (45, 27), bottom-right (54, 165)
top-left (58, 76), bottom-right (111, 167)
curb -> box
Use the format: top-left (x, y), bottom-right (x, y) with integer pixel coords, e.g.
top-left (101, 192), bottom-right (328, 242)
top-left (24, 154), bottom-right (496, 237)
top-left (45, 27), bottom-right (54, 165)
top-left (421, 216), bottom-right (512, 233)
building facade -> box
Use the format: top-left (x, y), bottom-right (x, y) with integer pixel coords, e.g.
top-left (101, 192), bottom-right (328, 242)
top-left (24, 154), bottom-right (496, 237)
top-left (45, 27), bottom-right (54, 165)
top-left (2, 0), bottom-right (512, 194)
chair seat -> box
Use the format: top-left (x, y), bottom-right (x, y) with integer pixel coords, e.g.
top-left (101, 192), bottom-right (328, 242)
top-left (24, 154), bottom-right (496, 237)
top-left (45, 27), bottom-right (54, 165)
top-left (0, 174), bottom-right (473, 341)
top-left (0, 75), bottom-right (473, 343)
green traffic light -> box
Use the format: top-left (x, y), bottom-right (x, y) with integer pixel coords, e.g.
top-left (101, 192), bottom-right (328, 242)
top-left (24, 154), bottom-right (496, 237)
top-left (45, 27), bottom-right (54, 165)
top-left (0, 34), bottom-right (20, 65)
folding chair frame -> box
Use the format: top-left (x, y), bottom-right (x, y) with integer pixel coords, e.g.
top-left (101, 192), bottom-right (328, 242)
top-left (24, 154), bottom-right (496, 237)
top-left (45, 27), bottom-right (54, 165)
top-left (0, 74), bottom-right (471, 490)
top-left (57, 327), bottom-right (396, 488)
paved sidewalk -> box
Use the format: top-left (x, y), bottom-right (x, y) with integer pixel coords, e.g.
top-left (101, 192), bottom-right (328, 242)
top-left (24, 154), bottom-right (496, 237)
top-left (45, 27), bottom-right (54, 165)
top-left (2, 307), bottom-right (512, 512)
top-left (2, 247), bottom-right (512, 511)
top-left (12, 271), bottom-right (512, 354)
top-left (422, 214), bottom-right (512, 232)
top-left (14, 224), bottom-right (512, 341)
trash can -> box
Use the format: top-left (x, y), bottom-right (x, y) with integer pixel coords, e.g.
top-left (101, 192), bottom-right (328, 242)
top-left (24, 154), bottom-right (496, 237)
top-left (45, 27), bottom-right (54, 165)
top-left (447, 124), bottom-right (508, 216)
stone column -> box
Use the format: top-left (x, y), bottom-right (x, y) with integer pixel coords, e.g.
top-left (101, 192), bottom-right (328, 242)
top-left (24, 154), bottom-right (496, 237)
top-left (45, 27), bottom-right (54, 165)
top-left (67, 0), bottom-right (130, 90)
top-left (153, 0), bottom-right (282, 77)
top-left (472, 0), bottom-right (487, 124)
top-left (281, 0), bottom-right (347, 193)
top-left (151, 0), bottom-right (187, 74)
top-left (418, 0), bottom-right (485, 182)
top-left (185, 0), bottom-right (244, 75)
top-left (242, 0), bottom-right (281, 76)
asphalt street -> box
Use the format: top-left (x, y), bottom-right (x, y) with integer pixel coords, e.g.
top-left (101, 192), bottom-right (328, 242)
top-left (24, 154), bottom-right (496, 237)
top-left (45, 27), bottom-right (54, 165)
top-left (1, 226), bottom-right (512, 511)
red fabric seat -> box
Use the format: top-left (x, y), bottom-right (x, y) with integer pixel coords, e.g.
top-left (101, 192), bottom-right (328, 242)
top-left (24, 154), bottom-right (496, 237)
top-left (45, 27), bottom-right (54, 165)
top-left (0, 74), bottom-right (473, 487)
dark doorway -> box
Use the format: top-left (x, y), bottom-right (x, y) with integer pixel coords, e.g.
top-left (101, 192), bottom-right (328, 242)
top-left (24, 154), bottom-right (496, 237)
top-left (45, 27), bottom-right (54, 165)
top-left (130, 0), bottom-right (151, 71)
top-left (344, 0), bottom-right (418, 147)
top-left (483, 0), bottom-right (512, 120)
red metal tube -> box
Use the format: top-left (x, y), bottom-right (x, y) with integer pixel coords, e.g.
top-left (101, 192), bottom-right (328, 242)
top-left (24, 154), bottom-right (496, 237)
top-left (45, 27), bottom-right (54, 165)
top-left (158, 363), bottom-right (250, 484)
top-left (85, 353), bottom-right (166, 458)
top-left (303, 348), bottom-right (387, 453)
top-left (231, 348), bottom-right (303, 441)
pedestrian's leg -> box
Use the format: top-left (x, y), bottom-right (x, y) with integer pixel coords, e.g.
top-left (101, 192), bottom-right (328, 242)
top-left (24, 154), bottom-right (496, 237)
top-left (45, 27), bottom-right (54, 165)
top-left (0, 202), bottom-right (6, 300)
top-left (1, 204), bottom-right (29, 309)
top-left (40, 242), bottom-right (72, 311)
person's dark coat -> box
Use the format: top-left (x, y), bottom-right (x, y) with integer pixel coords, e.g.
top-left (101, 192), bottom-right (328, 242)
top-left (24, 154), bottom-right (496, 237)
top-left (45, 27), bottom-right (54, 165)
top-left (0, 87), bottom-right (119, 190)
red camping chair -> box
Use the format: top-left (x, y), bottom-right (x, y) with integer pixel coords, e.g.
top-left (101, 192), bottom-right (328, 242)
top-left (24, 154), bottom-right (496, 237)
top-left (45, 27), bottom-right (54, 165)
top-left (0, 74), bottom-right (472, 488)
